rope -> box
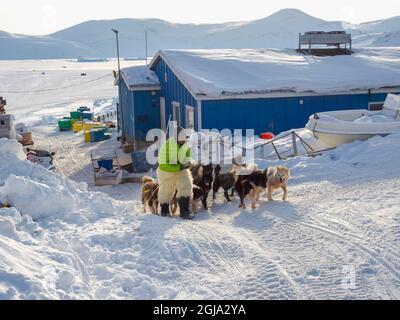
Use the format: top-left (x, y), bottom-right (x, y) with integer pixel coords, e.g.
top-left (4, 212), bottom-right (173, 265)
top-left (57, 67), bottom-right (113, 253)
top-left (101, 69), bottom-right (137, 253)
top-left (144, 186), bottom-right (159, 202)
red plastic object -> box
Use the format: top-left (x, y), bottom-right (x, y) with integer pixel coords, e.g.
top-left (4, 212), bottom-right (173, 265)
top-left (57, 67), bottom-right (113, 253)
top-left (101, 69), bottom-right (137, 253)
top-left (260, 132), bottom-right (275, 140)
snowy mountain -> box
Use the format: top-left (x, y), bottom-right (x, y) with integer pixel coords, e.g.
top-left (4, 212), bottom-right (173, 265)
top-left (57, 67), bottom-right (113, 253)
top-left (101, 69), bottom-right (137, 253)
top-left (1, 8), bottom-right (400, 60)
top-left (0, 31), bottom-right (96, 60)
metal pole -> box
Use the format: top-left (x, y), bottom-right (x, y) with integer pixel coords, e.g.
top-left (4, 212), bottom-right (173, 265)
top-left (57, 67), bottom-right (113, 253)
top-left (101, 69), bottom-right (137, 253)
top-left (114, 30), bottom-right (121, 73)
top-left (112, 29), bottom-right (125, 145)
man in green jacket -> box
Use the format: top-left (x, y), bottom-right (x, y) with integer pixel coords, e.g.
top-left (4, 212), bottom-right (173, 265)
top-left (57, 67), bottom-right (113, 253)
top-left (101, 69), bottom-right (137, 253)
top-left (158, 127), bottom-right (194, 219)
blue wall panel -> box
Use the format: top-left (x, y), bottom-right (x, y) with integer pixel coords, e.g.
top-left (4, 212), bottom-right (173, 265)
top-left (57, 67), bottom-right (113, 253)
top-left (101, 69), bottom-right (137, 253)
top-left (202, 92), bottom-right (399, 135)
top-left (153, 59), bottom-right (197, 129)
top-left (118, 79), bottom-right (161, 140)
top-left (133, 91), bottom-right (161, 141)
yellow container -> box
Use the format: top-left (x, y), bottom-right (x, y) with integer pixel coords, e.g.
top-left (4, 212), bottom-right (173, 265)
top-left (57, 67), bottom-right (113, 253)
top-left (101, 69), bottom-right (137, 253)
top-left (73, 122), bottom-right (84, 132)
top-left (84, 131), bottom-right (91, 143)
top-left (82, 122), bottom-right (104, 131)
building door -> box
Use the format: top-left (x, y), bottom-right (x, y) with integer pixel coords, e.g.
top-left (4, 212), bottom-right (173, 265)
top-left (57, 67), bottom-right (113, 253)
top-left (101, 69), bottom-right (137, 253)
top-left (185, 105), bottom-right (195, 129)
top-left (160, 97), bottom-right (166, 131)
top-left (172, 101), bottom-right (181, 126)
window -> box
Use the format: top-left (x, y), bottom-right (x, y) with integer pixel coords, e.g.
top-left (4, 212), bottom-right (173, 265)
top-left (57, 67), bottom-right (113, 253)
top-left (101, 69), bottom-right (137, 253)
top-left (368, 102), bottom-right (384, 111)
top-left (172, 101), bottom-right (181, 126)
top-left (185, 106), bottom-right (195, 129)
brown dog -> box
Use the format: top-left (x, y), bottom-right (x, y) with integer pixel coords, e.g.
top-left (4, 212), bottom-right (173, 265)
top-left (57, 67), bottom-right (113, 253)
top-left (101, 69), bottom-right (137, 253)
top-left (141, 176), bottom-right (159, 214)
top-left (266, 166), bottom-right (291, 201)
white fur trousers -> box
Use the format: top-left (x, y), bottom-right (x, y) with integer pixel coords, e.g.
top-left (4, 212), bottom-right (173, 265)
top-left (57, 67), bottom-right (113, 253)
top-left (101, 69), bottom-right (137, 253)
top-left (157, 169), bottom-right (193, 204)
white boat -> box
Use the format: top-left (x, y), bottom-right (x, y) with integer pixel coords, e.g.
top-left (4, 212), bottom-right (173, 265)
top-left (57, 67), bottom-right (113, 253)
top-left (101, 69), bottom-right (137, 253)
top-left (306, 94), bottom-right (400, 149)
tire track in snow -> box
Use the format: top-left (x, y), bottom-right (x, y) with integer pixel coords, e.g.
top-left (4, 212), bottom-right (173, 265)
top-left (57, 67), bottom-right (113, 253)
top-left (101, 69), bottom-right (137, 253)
top-left (179, 222), bottom-right (245, 299)
top-left (182, 212), bottom-right (302, 299)
top-left (297, 219), bottom-right (400, 299)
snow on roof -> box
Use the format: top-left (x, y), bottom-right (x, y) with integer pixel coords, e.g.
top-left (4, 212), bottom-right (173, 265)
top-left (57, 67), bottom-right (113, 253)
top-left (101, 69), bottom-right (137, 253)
top-left (119, 65), bottom-right (160, 89)
top-left (151, 48), bottom-right (400, 98)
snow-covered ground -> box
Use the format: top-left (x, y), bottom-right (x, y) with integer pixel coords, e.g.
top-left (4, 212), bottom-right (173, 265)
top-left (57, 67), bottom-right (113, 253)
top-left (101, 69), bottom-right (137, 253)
top-left (1, 60), bottom-right (399, 299)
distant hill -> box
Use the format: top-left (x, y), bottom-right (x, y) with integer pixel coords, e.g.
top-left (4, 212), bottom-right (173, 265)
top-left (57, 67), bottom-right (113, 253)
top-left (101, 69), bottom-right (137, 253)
top-left (0, 31), bottom-right (95, 60)
top-left (1, 8), bottom-right (400, 60)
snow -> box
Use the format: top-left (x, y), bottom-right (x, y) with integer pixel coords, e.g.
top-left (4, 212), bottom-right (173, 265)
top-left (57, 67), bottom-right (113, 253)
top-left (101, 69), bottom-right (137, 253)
top-left (382, 93), bottom-right (400, 116)
top-left (154, 48), bottom-right (400, 98)
top-left (120, 65), bottom-right (160, 88)
top-left (353, 114), bottom-right (396, 123)
top-left (1, 59), bottom-right (400, 300)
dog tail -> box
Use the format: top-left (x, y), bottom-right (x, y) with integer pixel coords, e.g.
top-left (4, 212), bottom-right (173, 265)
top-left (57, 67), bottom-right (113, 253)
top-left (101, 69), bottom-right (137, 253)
top-left (142, 176), bottom-right (155, 185)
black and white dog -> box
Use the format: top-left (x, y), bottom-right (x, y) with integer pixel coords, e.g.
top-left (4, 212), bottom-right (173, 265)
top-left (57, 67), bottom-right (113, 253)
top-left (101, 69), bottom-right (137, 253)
top-left (235, 167), bottom-right (268, 209)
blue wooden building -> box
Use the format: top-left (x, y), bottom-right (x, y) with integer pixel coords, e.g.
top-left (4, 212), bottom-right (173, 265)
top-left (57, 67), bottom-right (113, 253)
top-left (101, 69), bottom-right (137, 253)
top-left (116, 65), bottom-right (161, 144)
top-left (118, 48), bottom-right (400, 141)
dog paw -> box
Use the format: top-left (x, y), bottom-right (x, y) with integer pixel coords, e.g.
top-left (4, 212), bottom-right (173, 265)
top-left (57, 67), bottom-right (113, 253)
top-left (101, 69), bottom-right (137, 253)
top-left (251, 205), bottom-right (256, 210)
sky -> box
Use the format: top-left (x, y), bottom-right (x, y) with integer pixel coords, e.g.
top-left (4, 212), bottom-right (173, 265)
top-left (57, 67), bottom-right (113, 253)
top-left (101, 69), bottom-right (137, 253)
top-left (1, 0), bottom-right (400, 35)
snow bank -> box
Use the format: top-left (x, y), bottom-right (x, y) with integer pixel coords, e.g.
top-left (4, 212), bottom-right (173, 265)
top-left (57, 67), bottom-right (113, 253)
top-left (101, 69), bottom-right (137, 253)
top-left (3, 175), bottom-right (76, 220)
top-left (0, 138), bottom-right (26, 160)
top-left (0, 139), bottom-right (114, 222)
top-left (0, 139), bottom-right (117, 299)
top-left (154, 48), bottom-right (400, 98)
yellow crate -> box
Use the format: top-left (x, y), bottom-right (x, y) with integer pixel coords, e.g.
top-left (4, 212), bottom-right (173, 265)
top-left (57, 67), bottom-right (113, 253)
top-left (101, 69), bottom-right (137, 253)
top-left (73, 122), bottom-right (84, 132)
top-left (82, 122), bottom-right (104, 131)
top-left (84, 131), bottom-right (91, 143)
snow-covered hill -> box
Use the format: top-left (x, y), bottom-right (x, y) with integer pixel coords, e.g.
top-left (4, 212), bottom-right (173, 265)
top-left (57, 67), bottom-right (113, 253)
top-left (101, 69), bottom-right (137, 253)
top-left (1, 9), bottom-right (400, 60)
top-left (0, 31), bottom-right (96, 60)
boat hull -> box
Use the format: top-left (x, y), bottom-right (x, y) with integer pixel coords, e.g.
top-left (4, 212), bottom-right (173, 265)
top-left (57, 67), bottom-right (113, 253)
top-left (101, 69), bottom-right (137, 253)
top-left (311, 131), bottom-right (386, 149)
top-left (305, 109), bottom-right (400, 149)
